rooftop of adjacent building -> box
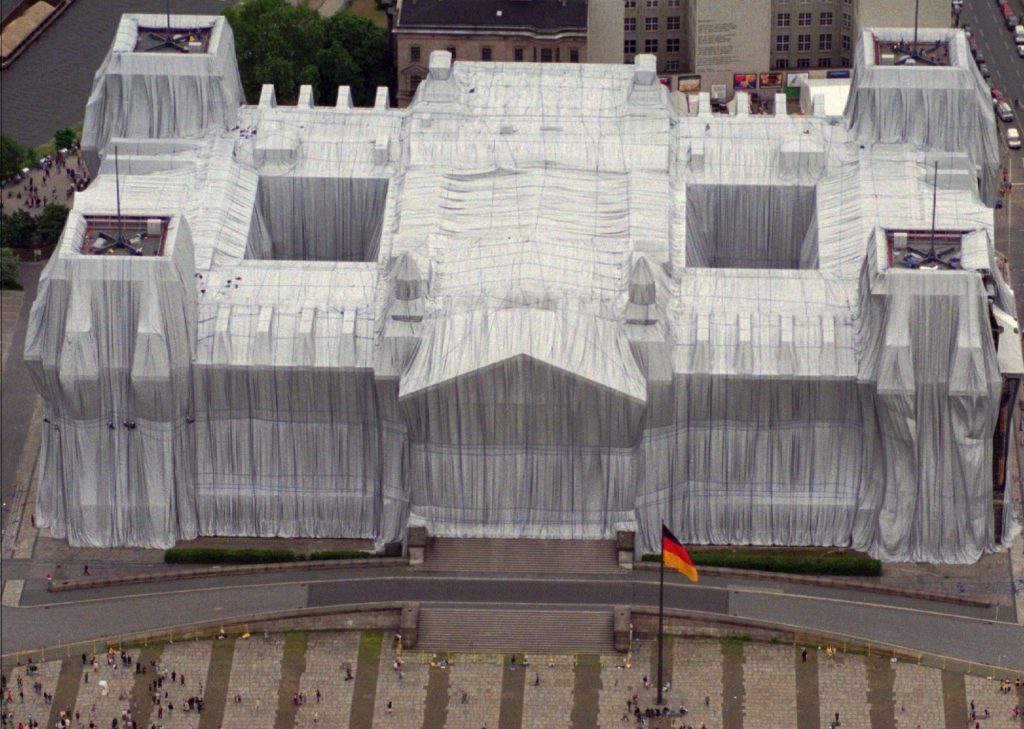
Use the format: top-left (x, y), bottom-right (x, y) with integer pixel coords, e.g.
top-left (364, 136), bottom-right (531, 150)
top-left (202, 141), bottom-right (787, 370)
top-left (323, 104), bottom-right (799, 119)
top-left (397, 0), bottom-right (587, 32)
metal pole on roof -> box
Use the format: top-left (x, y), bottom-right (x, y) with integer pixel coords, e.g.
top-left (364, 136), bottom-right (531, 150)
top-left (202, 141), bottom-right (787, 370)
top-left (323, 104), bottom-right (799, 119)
top-left (114, 145), bottom-right (123, 245)
top-left (166, 0), bottom-right (172, 36)
top-left (930, 160), bottom-right (938, 254)
top-left (913, 0), bottom-right (920, 51)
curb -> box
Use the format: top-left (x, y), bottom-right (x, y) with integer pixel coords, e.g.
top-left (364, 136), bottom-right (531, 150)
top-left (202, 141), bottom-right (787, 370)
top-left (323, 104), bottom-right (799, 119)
top-left (0, 601), bottom-right (410, 668)
top-left (47, 557), bottom-right (409, 592)
top-left (632, 561), bottom-right (993, 608)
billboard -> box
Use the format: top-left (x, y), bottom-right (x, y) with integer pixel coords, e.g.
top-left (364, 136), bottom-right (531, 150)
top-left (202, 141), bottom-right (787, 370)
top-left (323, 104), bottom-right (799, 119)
top-left (733, 73), bottom-right (757, 90)
top-left (677, 75), bottom-right (701, 93)
top-left (759, 72), bottom-right (784, 88)
top-left (785, 72), bottom-right (810, 88)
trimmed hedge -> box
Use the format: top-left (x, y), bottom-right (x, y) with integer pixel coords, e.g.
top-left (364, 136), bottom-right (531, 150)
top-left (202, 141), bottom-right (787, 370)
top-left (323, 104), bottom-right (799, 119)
top-left (641, 549), bottom-right (882, 577)
top-left (164, 546), bottom-right (384, 564)
top-left (307, 549), bottom-right (377, 561)
top-left (165, 547), bottom-right (296, 564)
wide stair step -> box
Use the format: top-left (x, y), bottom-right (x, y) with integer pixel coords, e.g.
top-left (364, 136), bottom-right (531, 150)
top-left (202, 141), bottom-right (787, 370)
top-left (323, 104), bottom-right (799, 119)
top-left (416, 606), bottom-right (615, 654)
top-left (419, 537), bottom-right (621, 574)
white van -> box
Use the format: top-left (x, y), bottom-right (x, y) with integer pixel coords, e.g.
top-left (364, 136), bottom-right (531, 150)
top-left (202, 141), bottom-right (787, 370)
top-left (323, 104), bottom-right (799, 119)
top-left (1008, 128), bottom-right (1022, 149)
top-left (1015, 24), bottom-right (1024, 43)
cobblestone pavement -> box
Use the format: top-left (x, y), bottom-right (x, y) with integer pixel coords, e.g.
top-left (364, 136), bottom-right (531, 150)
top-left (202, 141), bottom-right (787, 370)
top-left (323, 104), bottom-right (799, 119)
top-left (3, 633), bottom-right (1022, 728)
top-left (295, 632), bottom-right (360, 728)
top-left (0, 151), bottom-right (90, 215)
top-left (672, 638), bottom-right (724, 727)
top-left (598, 641), bottom-right (655, 728)
top-left (2, 657), bottom-right (60, 728)
top-left (744, 642), bottom-right (798, 729)
top-left (74, 649), bottom-right (140, 728)
top-left (893, 662), bottom-right (946, 729)
top-left (220, 634), bottom-right (284, 729)
top-left (818, 652), bottom-right (870, 729)
top-left (445, 653), bottom-right (502, 729)
top-left (965, 674), bottom-right (1020, 729)
top-left (156, 640), bottom-right (213, 729)
top-left (521, 654), bottom-right (574, 729)
top-left (373, 646), bottom-right (429, 729)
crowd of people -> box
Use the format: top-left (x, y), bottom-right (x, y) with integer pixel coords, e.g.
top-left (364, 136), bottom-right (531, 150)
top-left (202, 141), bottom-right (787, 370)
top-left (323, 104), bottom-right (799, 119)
top-left (1, 144), bottom-right (90, 215)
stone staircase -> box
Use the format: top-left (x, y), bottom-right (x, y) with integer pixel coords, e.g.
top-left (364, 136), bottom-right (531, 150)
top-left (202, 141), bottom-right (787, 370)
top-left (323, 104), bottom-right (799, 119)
top-left (416, 606), bottom-right (616, 654)
top-left (418, 537), bottom-right (621, 574)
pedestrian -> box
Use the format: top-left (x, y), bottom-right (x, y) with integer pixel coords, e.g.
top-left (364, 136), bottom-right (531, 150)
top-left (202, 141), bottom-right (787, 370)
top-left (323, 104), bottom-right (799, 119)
top-left (534, 673), bottom-right (540, 687)
top-left (387, 700), bottom-right (392, 714)
top-left (801, 648), bottom-right (808, 662)
top-left (83, 565), bottom-right (89, 576)
top-left (315, 689), bottom-right (320, 704)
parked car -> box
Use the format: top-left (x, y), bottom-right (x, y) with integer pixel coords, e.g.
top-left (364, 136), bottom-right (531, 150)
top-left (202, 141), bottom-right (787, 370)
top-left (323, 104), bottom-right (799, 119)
top-left (993, 88), bottom-right (1006, 106)
top-left (1018, 43), bottom-right (1024, 57)
top-left (979, 62), bottom-right (992, 77)
top-left (975, 50), bottom-right (985, 63)
top-left (1008, 128), bottom-right (1022, 149)
top-left (1007, 14), bottom-right (1020, 29)
top-left (997, 101), bottom-right (1015, 122)
top-left (1014, 24), bottom-right (1024, 43)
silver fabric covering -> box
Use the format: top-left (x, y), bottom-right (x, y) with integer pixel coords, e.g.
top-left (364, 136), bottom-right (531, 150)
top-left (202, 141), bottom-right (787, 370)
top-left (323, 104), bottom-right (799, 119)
top-left (25, 20), bottom-right (1022, 562)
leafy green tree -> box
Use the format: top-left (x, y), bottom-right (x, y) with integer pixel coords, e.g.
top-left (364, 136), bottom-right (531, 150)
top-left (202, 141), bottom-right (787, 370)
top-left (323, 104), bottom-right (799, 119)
top-left (317, 12), bottom-right (390, 106)
top-left (223, 0), bottom-right (324, 104)
top-left (1, 135), bottom-right (30, 181)
top-left (0, 248), bottom-right (20, 289)
top-left (223, 1), bottom-right (390, 107)
top-left (35, 203), bottom-right (70, 248)
top-left (54, 127), bottom-right (78, 151)
top-left (0, 211), bottom-right (37, 249)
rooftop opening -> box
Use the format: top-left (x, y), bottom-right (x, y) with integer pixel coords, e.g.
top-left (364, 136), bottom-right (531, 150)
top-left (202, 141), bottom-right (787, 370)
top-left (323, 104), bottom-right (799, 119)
top-left (134, 25), bottom-right (212, 53)
top-left (685, 184), bottom-right (819, 270)
top-left (249, 177), bottom-right (388, 262)
top-left (873, 38), bottom-right (951, 66)
top-left (887, 229), bottom-right (968, 270)
top-left (80, 215), bottom-right (169, 256)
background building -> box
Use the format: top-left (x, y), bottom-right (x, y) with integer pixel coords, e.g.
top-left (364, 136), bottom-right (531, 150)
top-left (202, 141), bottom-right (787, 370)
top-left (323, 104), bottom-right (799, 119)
top-left (390, 0), bottom-right (951, 103)
top-left (392, 0), bottom-right (588, 105)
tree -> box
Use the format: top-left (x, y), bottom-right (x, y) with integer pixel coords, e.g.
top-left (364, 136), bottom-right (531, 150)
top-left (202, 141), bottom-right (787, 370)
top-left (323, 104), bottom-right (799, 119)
top-left (0, 211), bottom-right (37, 249)
top-left (317, 12), bottom-right (390, 107)
top-left (35, 203), bottom-right (70, 248)
top-left (0, 248), bottom-right (20, 289)
top-left (223, 0), bottom-right (324, 104)
top-left (1, 134), bottom-right (31, 182)
top-left (222, 0), bottom-right (391, 107)
top-left (54, 127), bottom-right (78, 151)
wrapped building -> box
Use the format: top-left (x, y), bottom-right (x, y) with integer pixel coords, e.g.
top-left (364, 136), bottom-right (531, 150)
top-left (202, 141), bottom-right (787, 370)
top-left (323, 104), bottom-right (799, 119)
top-left (25, 17), bottom-right (1023, 562)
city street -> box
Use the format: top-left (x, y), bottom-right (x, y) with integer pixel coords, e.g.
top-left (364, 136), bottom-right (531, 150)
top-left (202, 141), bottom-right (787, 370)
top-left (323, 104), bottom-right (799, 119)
top-left (960, 0), bottom-right (1024, 321)
top-left (2, 568), bottom-right (1022, 670)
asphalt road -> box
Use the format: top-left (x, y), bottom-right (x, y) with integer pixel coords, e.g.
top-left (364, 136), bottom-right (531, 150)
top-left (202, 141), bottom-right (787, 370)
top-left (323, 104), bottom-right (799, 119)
top-left (2, 569), bottom-right (1021, 669)
top-left (0, 263), bottom-right (42, 518)
top-left (0, 0), bottom-right (236, 149)
top-left (961, 0), bottom-right (1024, 323)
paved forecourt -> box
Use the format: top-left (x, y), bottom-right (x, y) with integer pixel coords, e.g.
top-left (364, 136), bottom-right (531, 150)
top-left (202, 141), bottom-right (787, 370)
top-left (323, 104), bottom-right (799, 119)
top-left (2, 631), bottom-right (1021, 729)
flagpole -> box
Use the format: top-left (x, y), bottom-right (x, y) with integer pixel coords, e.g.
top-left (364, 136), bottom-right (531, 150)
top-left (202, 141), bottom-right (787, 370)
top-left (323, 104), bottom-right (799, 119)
top-left (657, 526), bottom-right (665, 706)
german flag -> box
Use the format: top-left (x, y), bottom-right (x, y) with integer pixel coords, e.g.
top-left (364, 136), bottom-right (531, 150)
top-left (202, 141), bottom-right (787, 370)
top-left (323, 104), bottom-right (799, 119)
top-left (662, 525), bottom-right (698, 582)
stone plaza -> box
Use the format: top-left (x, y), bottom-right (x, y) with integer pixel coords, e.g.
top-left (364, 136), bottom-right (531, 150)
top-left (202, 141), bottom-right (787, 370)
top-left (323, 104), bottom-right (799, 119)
top-left (3, 632), bottom-right (1021, 729)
